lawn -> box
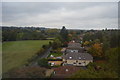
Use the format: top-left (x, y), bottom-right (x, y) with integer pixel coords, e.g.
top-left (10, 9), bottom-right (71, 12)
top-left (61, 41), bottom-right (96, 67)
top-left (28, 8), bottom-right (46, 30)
top-left (48, 53), bottom-right (63, 57)
top-left (2, 40), bottom-right (51, 73)
top-left (46, 37), bottom-right (55, 40)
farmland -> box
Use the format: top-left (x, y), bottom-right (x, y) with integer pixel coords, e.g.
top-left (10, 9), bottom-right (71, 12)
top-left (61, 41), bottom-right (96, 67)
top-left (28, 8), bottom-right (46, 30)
top-left (2, 40), bottom-right (51, 73)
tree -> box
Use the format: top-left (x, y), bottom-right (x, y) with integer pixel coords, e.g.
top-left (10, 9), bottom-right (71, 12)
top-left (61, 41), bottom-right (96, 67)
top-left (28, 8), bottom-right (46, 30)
top-left (110, 30), bottom-right (120, 48)
top-left (70, 61), bottom-right (118, 78)
top-left (94, 39), bottom-right (100, 43)
top-left (52, 38), bottom-right (62, 49)
top-left (37, 58), bottom-right (49, 68)
top-left (68, 34), bottom-right (72, 41)
top-left (35, 48), bottom-right (45, 56)
top-left (102, 36), bottom-right (110, 53)
top-left (42, 44), bottom-right (49, 49)
top-left (88, 43), bottom-right (103, 57)
top-left (49, 41), bottom-right (52, 46)
top-left (105, 48), bottom-right (119, 72)
top-left (83, 41), bottom-right (90, 46)
top-left (60, 26), bottom-right (68, 42)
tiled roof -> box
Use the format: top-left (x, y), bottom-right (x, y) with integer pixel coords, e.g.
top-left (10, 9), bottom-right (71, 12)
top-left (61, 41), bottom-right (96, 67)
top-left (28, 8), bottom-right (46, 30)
top-left (68, 42), bottom-right (81, 47)
top-left (67, 42), bottom-right (82, 49)
top-left (63, 52), bottom-right (93, 60)
top-left (52, 66), bottom-right (80, 78)
top-left (66, 48), bottom-right (85, 52)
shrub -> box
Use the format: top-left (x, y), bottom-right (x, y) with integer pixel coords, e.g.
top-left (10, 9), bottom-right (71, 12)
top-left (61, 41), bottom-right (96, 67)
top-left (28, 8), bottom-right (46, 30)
top-left (37, 58), bottom-right (50, 68)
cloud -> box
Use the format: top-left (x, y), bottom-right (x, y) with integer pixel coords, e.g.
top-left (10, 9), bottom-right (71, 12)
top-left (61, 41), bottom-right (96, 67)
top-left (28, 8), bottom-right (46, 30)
top-left (2, 0), bottom-right (119, 2)
top-left (2, 2), bottom-right (118, 29)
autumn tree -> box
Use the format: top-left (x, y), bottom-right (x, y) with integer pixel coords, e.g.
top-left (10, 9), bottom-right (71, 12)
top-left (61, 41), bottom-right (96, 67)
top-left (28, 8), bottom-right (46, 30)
top-left (83, 41), bottom-right (90, 46)
top-left (94, 39), bottom-right (100, 43)
top-left (88, 43), bottom-right (103, 57)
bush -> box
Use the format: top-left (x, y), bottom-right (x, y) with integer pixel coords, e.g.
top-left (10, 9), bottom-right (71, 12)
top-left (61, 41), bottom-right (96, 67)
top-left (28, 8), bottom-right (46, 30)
top-left (36, 48), bottom-right (45, 56)
top-left (37, 58), bottom-right (50, 68)
top-left (42, 44), bottom-right (49, 49)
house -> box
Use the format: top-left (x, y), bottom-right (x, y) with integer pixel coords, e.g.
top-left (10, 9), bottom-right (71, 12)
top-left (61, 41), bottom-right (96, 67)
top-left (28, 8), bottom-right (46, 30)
top-left (49, 40), bottom-right (93, 67)
top-left (52, 66), bottom-right (80, 78)
top-left (62, 52), bottom-right (93, 66)
top-left (66, 42), bottom-right (85, 53)
top-left (66, 47), bottom-right (85, 53)
top-left (68, 42), bottom-right (81, 47)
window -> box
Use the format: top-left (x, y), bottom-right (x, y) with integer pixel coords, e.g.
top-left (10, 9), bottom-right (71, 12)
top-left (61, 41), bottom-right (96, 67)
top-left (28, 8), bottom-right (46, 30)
top-left (65, 61), bottom-right (67, 63)
top-left (79, 63), bottom-right (81, 64)
top-left (73, 62), bottom-right (76, 64)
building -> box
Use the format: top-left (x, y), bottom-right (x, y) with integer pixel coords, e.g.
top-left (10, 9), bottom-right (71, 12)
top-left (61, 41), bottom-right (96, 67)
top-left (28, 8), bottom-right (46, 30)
top-left (68, 42), bottom-right (81, 47)
top-left (52, 66), bottom-right (80, 78)
top-left (62, 41), bottom-right (93, 66)
top-left (66, 42), bottom-right (85, 53)
top-left (62, 52), bottom-right (93, 66)
top-left (61, 41), bottom-right (93, 66)
top-left (66, 47), bottom-right (85, 53)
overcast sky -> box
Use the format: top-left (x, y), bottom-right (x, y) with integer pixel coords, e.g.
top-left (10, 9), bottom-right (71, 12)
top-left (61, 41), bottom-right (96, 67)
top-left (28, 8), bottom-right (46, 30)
top-left (2, 2), bottom-right (118, 29)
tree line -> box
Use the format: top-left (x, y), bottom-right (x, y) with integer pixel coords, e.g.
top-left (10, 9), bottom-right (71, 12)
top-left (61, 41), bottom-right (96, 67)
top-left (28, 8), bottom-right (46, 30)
top-left (2, 27), bottom-right (60, 41)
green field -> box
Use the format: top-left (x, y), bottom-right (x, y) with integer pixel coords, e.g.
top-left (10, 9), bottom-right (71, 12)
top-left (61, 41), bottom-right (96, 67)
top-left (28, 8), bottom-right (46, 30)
top-left (2, 40), bottom-right (51, 73)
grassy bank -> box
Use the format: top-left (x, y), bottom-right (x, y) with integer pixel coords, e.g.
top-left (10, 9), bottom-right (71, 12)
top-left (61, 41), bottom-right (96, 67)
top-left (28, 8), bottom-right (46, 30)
top-left (3, 40), bottom-right (51, 73)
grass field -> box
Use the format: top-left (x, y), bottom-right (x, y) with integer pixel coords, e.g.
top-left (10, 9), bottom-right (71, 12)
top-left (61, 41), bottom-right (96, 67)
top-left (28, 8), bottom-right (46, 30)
top-left (2, 40), bottom-right (51, 73)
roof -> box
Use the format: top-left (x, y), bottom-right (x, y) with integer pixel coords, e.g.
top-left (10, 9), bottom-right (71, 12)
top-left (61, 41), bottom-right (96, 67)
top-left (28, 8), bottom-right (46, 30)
top-left (63, 52), bottom-right (93, 60)
top-left (67, 42), bottom-right (82, 49)
top-left (66, 49), bottom-right (85, 53)
top-left (68, 42), bottom-right (81, 47)
top-left (52, 66), bottom-right (80, 78)
top-left (66, 47), bottom-right (85, 52)
top-left (67, 46), bottom-right (83, 49)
